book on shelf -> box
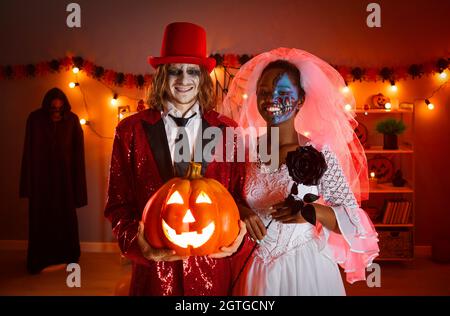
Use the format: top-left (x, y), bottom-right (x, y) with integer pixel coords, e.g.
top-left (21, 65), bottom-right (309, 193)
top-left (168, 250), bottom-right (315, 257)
top-left (381, 199), bottom-right (412, 224)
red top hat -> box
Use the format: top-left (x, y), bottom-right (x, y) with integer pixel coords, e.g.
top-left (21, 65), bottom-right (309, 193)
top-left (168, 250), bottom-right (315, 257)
top-left (148, 22), bottom-right (216, 73)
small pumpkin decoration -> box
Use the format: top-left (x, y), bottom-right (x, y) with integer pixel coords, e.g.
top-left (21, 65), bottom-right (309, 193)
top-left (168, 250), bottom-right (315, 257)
top-left (372, 93), bottom-right (390, 109)
top-left (368, 155), bottom-right (394, 183)
top-left (142, 162), bottom-right (240, 256)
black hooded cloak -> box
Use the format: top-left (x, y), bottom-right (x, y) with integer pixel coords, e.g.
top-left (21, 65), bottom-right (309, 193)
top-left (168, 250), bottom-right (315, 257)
top-left (19, 87), bottom-right (87, 274)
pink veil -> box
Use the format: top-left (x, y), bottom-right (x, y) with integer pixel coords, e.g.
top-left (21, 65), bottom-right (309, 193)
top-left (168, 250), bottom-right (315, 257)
top-left (222, 47), bottom-right (369, 204)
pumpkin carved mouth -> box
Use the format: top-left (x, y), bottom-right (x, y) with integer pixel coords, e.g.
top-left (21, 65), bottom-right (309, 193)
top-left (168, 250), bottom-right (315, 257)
top-left (162, 219), bottom-right (215, 249)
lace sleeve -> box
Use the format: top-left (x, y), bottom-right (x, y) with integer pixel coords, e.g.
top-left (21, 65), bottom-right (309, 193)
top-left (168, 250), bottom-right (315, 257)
top-left (316, 145), bottom-right (379, 284)
top-left (319, 146), bottom-right (359, 209)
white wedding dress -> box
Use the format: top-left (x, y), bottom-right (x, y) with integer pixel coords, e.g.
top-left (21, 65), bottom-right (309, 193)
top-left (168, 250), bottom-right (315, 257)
top-left (236, 145), bottom-right (376, 296)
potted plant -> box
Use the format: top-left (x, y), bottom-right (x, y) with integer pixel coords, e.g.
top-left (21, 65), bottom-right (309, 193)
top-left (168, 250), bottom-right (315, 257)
top-left (375, 118), bottom-right (406, 149)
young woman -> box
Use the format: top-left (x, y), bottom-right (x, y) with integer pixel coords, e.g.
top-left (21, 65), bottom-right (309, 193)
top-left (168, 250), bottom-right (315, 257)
top-left (223, 48), bottom-right (379, 295)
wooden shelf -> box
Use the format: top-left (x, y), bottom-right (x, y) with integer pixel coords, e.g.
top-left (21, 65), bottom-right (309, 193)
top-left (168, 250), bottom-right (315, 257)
top-left (355, 108), bottom-right (414, 114)
top-left (374, 224), bottom-right (414, 228)
top-left (364, 145), bottom-right (414, 154)
top-left (375, 257), bottom-right (414, 262)
top-left (369, 183), bottom-right (414, 194)
top-left (356, 104), bottom-right (415, 262)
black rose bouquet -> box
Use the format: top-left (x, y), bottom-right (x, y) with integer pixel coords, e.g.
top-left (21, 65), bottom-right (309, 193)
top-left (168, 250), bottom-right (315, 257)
top-left (284, 145), bottom-right (327, 225)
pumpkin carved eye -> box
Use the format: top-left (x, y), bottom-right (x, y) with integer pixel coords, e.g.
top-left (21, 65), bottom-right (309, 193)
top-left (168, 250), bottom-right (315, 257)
top-left (167, 191), bottom-right (184, 205)
top-left (195, 191), bottom-right (212, 204)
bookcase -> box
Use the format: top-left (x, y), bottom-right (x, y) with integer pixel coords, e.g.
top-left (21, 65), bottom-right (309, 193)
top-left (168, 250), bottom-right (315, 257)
top-left (356, 106), bottom-right (415, 261)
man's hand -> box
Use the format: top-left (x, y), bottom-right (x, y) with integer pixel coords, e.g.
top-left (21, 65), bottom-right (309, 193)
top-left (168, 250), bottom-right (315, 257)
top-left (272, 201), bottom-right (307, 224)
top-left (209, 220), bottom-right (247, 259)
top-left (239, 204), bottom-right (267, 241)
top-left (137, 222), bottom-right (187, 262)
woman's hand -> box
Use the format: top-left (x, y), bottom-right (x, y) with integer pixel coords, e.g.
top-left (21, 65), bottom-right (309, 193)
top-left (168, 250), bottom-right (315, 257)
top-left (239, 204), bottom-right (267, 241)
top-left (137, 222), bottom-right (188, 262)
top-left (272, 201), bottom-right (307, 224)
top-left (209, 220), bottom-right (247, 258)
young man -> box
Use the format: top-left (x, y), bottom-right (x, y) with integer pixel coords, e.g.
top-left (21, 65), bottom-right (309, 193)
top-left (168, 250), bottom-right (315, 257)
top-left (105, 22), bottom-right (250, 295)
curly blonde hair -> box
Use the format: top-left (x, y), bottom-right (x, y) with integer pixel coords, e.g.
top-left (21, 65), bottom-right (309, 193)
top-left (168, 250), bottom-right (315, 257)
top-left (146, 64), bottom-right (216, 112)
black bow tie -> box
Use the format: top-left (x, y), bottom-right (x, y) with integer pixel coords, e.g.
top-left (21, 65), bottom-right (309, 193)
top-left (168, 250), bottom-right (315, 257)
top-left (168, 112), bottom-right (197, 127)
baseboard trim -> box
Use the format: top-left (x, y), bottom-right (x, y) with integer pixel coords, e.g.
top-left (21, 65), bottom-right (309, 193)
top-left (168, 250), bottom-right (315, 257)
top-left (81, 242), bottom-right (120, 253)
top-left (0, 240), bottom-right (120, 253)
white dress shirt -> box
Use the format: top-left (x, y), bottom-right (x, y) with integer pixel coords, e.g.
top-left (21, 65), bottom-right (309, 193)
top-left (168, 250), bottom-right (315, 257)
top-left (161, 101), bottom-right (202, 165)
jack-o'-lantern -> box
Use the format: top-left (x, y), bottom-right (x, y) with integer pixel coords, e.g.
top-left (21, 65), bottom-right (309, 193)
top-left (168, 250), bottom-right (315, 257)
top-left (354, 121), bottom-right (368, 147)
top-left (368, 156), bottom-right (394, 183)
top-left (142, 162), bottom-right (240, 256)
top-left (372, 93), bottom-right (390, 109)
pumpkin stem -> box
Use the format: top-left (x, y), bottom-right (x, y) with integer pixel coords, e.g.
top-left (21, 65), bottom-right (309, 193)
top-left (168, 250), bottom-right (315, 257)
top-left (185, 162), bottom-right (203, 179)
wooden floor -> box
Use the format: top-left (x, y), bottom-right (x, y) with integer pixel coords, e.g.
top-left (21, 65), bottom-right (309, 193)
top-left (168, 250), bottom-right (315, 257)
top-left (1, 250), bottom-right (449, 296)
top-left (0, 250), bottom-right (131, 296)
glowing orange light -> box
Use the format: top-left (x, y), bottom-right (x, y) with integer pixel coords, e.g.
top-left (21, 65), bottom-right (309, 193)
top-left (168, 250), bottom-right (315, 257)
top-left (69, 82), bottom-right (78, 89)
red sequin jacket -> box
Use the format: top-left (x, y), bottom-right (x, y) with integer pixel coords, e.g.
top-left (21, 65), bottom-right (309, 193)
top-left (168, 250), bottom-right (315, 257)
top-left (104, 109), bottom-right (253, 295)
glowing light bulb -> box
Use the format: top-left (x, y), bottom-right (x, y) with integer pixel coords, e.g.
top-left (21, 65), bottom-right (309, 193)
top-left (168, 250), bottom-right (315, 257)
top-left (72, 67), bottom-right (80, 74)
top-left (389, 80), bottom-right (398, 92)
top-left (111, 93), bottom-right (119, 106)
top-left (385, 103), bottom-right (392, 110)
top-left (439, 71), bottom-right (447, 79)
top-left (69, 82), bottom-right (78, 89)
top-left (303, 131), bottom-right (310, 137)
top-left (80, 119), bottom-right (87, 125)
top-left (425, 99), bottom-right (434, 110)
top-left (364, 111), bottom-right (369, 116)
top-left (342, 86), bottom-right (350, 94)
top-left (242, 93), bottom-right (248, 100)
top-left (370, 172), bottom-right (376, 179)
top-left (344, 104), bottom-right (352, 111)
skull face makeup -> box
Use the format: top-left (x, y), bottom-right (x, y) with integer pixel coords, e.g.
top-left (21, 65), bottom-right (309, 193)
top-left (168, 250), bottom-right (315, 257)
top-left (167, 63), bottom-right (201, 112)
top-left (257, 68), bottom-right (303, 125)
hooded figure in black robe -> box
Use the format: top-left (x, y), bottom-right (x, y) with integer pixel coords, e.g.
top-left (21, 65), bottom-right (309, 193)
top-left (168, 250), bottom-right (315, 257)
top-left (19, 87), bottom-right (87, 274)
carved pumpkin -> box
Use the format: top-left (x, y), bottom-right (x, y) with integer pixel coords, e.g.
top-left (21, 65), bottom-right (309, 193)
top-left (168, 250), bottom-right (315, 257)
top-left (354, 121), bottom-right (368, 146)
top-left (142, 162), bottom-right (240, 256)
top-left (368, 156), bottom-right (394, 183)
top-left (372, 93), bottom-right (390, 109)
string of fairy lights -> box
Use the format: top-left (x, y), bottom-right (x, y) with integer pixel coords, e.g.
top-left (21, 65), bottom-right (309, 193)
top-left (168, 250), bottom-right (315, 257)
top-left (68, 64), bottom-right (449, 139)
top-left (339, 71), bottom-right (449, 113)
top-left (0, 54), bottom-right (449, 139)
top-left (68, 66), bottom-right (147, 139)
